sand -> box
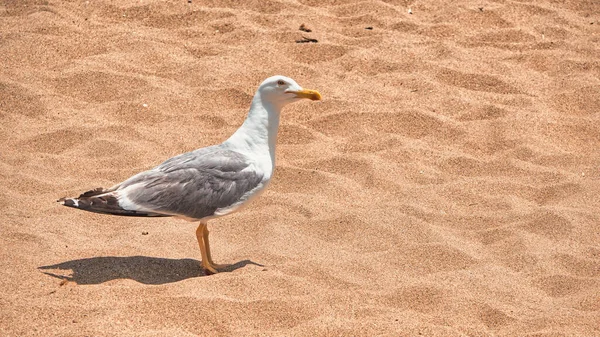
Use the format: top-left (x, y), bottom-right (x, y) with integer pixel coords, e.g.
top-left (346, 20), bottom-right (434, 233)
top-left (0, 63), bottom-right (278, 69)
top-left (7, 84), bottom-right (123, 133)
top-left (1, 0), bottom-right (599, 335)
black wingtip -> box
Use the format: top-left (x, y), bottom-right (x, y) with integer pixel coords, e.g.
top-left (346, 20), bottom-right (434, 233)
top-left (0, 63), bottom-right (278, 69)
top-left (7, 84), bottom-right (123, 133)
top-left (63, 199), bottom-right (76, 207)
top-left (57, 197), bottom-right (77, 207)
top-left (79, 187), bottom-right (107, 198)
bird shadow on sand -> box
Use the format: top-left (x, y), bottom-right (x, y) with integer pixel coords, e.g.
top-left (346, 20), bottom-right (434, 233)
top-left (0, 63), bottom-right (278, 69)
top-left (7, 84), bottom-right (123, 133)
top-left (38, 256), bottom-right (263, 285)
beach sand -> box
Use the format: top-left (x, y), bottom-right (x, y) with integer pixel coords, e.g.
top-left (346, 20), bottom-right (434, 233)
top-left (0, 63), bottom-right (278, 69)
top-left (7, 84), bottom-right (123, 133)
top-left (1, 0), bottom-right (599, 335)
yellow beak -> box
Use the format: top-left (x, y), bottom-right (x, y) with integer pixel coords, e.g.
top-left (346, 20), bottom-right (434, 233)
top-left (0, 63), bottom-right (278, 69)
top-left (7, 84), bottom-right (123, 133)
top-left (288, 89), bottom-right (322, 101)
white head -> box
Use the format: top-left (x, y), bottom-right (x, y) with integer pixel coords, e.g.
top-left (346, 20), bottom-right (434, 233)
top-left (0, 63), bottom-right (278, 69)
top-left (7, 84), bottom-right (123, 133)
top-left (255, 75), bottom-right (321, 110)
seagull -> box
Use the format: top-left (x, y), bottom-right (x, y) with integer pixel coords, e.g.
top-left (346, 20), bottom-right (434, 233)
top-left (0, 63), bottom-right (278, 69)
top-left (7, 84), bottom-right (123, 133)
top-left (58, 75), bottom-right (322, 274)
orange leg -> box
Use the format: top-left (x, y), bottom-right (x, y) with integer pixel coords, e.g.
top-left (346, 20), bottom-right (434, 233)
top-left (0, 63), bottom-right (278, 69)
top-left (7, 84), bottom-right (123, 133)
top-left (196, 223), bottom-right (218, 274)
top-left (202, 225), bottom-right (228, 269)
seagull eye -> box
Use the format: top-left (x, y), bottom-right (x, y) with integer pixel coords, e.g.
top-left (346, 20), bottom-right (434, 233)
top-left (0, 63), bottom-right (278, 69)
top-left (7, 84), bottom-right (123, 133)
top-left (277, 80), bottom-right (286, 86)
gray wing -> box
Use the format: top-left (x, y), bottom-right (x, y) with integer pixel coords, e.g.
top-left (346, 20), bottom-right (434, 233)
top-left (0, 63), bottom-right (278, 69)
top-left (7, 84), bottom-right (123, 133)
top-left (117, 146), bottom-right (264, 219)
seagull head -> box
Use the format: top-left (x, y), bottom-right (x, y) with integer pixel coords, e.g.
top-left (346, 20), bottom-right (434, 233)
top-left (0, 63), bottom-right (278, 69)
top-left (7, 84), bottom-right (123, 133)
top-left (256, 75), bottom-right (321, 109)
